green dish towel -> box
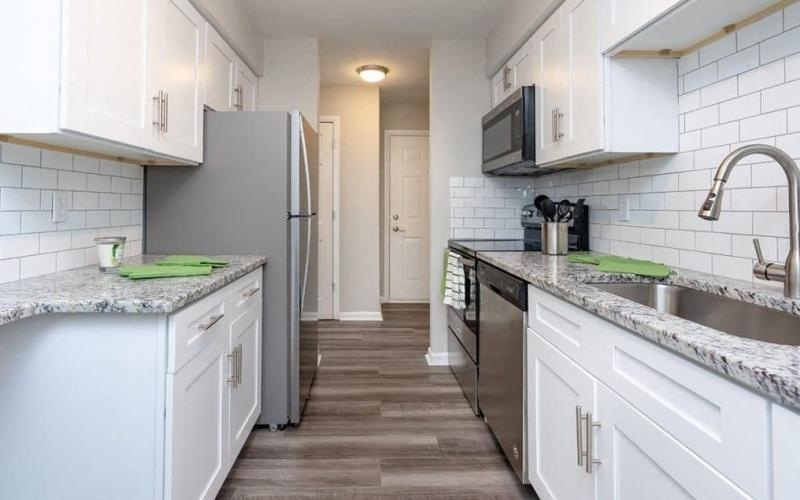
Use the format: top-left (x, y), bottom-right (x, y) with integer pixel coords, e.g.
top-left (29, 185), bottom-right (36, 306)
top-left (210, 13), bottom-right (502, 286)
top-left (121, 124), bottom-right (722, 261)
top-left (155, 255), bottom-right (229, 268)
top-left (118, 265), bottom-right (213, 279)
top-left (568, 253), bottom-right (672, 279)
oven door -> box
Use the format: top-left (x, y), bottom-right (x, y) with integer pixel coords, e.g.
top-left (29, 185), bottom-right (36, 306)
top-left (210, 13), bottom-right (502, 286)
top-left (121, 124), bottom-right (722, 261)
top-left (482, 86), bottom-right (535, 174)
top-left (449, 254), bottom-right (478, 336)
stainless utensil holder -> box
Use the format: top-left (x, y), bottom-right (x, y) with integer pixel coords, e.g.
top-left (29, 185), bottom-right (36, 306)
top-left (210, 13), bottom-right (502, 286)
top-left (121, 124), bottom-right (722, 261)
top-left (542, 222), bottom-right (569, 255)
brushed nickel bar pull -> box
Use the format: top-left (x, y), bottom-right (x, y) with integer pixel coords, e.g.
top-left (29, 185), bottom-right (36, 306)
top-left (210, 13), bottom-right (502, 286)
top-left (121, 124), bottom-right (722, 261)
top-left (556, 107), bottom-right (565, 140)
top-left (164, 92), bottom-right (169, 133)
top-left (226, 349), bottom-right (237, 387)
top-left (152, 91), bottom-right (162, 128)
top-left (236, 344), bottom-right (243, 385)
top-left (503, 66), bottom-right (512, 91)
top-left (552, 108), bottom-right (558, 143)
top-left (242, 286), bottom-right (260, 298)
top-left (198, 313), bottom-right (224, 331)
top-left (160, 90), bottom-right (167, 133)
top-left (584, 411), bottom-right (602, 474)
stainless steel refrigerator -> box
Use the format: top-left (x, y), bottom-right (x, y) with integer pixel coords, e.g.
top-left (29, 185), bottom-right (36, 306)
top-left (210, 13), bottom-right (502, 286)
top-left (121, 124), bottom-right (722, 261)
top-left (144, 110), bottom-right (319, 427)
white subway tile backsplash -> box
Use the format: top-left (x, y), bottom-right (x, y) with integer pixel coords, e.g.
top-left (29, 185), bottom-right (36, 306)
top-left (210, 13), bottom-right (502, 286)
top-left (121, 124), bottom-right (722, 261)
top-left (696, 232), bottom-right (731, 255)
top-left (719, 46), bottom-right (760, 80)
top-left (737, 11), bottom-right (783, 49)
top-left (739, 60), bottom-right (784, 94)
top-left (711, 211), bottom-right (753, 234)
top-left (20, 253), bottom-right (56, 279)
top-left (678, 91), bottom-right (701, 113)
top-left (0, 147), bottom-right (143, 279)
top-left (685, 63), bottom-right (718, 92)
top-left (701, 122), bottom-right (739, 147)
top-left (700, 34), bottom-right (736, 66)
top-left (762, 79), bottom-right (800, 112)
top-left (58, 170), bottom-right (87, 191)
top-left (680, 250), bottom-right (712, 272)
top-left (700, 77), bottom-right (737, 106)
top-left (713, 254), bottom-right (753, 281)
top-left (729, 187), bottom-right (776, 211)
top-left (719, 93), bottom-right (761, 123)
top-left (41, 150), bottom-right (72, 170)
top-left (740, 109), bottom-right (787, 140)
top-left (1, 188), bottom-right (40, 211)
top-left (684, 106), bottom-right (719, 131)
top-left (1, 144), bottom-right (40, 167)
top-left (753, 211), bottom-right (789, 237)
top-left (760, 25), bottom-right (800, 63)
top-left (678, 51), bottom-right (699, 75)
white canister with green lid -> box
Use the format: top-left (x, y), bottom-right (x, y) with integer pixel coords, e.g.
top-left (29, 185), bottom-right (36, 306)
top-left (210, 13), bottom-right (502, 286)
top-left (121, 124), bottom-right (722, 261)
top-left (95, 236), bottom-right (126, 272)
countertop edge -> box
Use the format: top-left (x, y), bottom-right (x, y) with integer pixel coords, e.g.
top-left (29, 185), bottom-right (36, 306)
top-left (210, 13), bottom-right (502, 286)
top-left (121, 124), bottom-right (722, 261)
top-left (0, 256), bottom-right (268, 328)
top-left (477, 251), bottom-right (800, 411)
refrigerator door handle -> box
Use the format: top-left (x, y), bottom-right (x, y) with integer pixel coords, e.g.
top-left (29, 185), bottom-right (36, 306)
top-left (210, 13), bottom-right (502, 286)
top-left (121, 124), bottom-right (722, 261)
top-left (299, 119), bottom-right (313, 310)
top-left (287, 212), bottom-right (317, 219)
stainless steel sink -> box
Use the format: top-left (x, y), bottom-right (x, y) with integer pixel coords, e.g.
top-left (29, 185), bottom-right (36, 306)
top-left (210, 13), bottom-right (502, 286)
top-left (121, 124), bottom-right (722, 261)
top-left (590, 282), bottom-right (800, 346)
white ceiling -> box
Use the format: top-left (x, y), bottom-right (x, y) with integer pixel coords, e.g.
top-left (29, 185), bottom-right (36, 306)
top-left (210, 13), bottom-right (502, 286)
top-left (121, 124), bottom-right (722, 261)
top-left (238, 0), bottom-right (513, 99)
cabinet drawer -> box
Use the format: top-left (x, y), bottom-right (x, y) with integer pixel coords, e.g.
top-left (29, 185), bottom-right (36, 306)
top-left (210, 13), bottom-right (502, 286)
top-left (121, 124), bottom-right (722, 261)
top-left (528, 286), bottom-right (597, 370)
top-left (230, 268), bottom-right (262, 321)
top-left (168, 287), bottom-right (230, 373)
top-left (595, 322), bottom-right (770, 499)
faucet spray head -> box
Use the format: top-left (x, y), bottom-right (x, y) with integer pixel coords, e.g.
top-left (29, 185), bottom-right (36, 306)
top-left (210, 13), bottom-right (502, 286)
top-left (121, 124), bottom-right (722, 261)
top-left (698, 179), bottom-right (726, 221)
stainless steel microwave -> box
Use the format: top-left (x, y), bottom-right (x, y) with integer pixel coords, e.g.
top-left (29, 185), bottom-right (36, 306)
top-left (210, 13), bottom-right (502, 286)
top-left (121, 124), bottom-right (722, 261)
top-left (482, 86), bottom-right (536, 175)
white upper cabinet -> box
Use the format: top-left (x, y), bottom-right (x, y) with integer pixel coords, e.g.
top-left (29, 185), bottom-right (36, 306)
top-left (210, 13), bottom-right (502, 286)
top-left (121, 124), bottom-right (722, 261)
top-left (0, 0), bottom-right (242, 165)
top-left (532, 13), bottom-right (564, 165)
top-left (205, 24), bottom-right (237, 112)
top-left (204, 23), bottom-right (259, 113)
top-left (560, 0), bottom-right (603, 160)
top-left (149, 0), bottom-right (205, 162)
top-left (60, 0), bottom-right (152, 150)
top-left (236, 60), bottom-right (258, 112)
top-left (491, 39), bottom-right (535, 108)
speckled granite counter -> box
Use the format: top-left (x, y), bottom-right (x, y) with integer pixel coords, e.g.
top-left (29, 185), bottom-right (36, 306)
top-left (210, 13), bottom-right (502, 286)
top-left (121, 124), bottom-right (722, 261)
top-left (0, 255), bottom-right (267, 327)
top-left (478, 251), bottom-right (800, 410)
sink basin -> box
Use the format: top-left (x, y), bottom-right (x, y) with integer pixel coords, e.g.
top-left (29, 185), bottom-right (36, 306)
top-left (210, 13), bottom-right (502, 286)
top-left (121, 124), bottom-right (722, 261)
top-left (590, 282), bottom-right (800, 346)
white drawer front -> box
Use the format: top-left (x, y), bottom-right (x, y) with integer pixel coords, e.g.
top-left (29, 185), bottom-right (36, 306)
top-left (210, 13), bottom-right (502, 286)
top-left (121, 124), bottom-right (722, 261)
top-left (595, 321), bottom-right (770, 499)
top-left (528, 285), bottom-right (597, 370)
top-left (230, 268), bottom-right (262, 322)
top-left (168, 287), bottom-right (230, 373)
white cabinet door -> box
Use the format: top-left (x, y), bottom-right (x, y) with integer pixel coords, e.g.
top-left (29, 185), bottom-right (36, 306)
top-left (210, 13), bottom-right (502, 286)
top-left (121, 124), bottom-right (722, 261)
top-left (772, 404), bottom-right (800, 500)
top-left (204, 23), bottom-right (236, 112)
top-left (528, 330), bottom-right (595, 500)
top-left (166, 336), bottom-right (229, 500)
top-left (596, 383), bottom-right (751, 500)
top-left (150, 0), bottom-right (205, 162)
top-left (228, 305), bottom-right (261, 462)
top-left (60, 0), bottom-right (152, 149)
top-left (561, 0), bottom-right (603, 159)
top-left (510, 39), bottom-right (535, 89)
top-left (491, 66), bottom-right (511, 108)
top-left (236, 60), bottom-right (258, 112)
top-left (600, 0), bottom-right (683, 52)
top-left (533, 13), bottom-right (564, 165)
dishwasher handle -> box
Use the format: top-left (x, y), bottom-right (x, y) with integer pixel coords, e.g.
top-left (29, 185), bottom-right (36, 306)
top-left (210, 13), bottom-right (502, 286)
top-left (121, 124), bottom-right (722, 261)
top-left (478, 261), bottom-right (527, 310)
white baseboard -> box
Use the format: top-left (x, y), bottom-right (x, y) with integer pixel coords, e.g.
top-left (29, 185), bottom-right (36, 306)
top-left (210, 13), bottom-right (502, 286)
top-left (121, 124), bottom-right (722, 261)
top-left (425, 347), bottom-right (449, 366)
top-left (301, 312), bottom-right (320, 321)
top-left (339, 311), bottom-right (384, 321)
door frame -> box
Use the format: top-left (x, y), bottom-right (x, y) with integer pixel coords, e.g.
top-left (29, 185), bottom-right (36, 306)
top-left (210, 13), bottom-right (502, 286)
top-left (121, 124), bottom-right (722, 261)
top-left (319, 116), bottom-right (341, 319)
top-left (383, 129), bottom-right (430, 303)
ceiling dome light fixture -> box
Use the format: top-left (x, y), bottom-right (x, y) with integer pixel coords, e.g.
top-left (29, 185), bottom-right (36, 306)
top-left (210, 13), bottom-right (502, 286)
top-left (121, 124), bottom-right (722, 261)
top-left (357, 65), bottom-right (389, 83)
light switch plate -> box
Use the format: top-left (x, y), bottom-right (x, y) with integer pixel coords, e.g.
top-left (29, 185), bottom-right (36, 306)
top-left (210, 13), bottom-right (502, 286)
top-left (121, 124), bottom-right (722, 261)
top-left (618, 196), bottom-right (630, 222)
top-left (51, 192), bottom-right (68, 223)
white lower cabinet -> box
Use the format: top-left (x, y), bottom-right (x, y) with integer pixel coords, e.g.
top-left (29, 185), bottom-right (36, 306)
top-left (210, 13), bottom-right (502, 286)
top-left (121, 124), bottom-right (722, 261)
top-left (528, 331), bottom-right (595, 500)
top-left (166, 268), bottom-right (263, 500)
top-left (166, 334), bottom-right (230, 500)
top-left (228, 305), bottom-right (262, 461)
top-left (527, 284), bottom-right (796, 500)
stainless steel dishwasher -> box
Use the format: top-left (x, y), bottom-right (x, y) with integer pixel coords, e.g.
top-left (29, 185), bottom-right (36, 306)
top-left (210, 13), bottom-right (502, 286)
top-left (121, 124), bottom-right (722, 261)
top-left (478, 261), bottom-right (527, 483)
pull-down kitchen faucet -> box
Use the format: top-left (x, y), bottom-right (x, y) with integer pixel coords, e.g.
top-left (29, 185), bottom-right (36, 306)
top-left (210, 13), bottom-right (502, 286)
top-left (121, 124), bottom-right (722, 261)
top-left (698, 144), bottom-right (800, 299)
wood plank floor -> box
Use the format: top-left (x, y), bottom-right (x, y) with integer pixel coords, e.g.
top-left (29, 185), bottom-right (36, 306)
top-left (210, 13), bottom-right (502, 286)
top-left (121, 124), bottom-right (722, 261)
top-left (219, 303), bottom-right (537, 499)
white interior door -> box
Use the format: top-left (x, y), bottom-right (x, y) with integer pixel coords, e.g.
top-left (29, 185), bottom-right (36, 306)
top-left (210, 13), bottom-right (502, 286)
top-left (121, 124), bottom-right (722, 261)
top-left (317, 120), bottom-right (336, 319)
top-left (388, 133), bottom-right (429, 302)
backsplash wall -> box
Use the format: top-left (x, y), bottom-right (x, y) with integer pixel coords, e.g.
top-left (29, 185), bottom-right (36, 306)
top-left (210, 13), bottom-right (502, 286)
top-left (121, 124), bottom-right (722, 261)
top-left (452, 5), bottom-right (800, 283)
top-left (0, 143), bottom-right (143, 283)
top-left (449, 176), bottom-right (534, 240)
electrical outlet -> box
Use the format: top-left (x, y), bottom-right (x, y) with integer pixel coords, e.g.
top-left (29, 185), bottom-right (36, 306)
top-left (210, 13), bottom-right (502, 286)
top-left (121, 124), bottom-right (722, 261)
top-left (618, 196), bottom-right (630, 222)
top-left (51, 192), bottom-right (68, 223)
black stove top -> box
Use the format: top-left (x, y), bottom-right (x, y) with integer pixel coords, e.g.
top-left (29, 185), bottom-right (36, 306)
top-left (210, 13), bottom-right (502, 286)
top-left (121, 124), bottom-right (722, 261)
top-left (448, 239), bottom-right (541, 257)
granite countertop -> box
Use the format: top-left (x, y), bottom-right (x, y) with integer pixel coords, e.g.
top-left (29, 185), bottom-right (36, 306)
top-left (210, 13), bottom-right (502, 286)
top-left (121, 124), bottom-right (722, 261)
top-left (477, 251), bottom-right (800, 410)
top-left (0, 255), bottom-right (267, 327)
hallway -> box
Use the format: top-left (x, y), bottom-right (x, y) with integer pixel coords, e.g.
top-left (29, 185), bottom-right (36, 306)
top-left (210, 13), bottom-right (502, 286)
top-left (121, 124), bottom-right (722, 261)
top-left (219, 303), bottom-right (534, 499)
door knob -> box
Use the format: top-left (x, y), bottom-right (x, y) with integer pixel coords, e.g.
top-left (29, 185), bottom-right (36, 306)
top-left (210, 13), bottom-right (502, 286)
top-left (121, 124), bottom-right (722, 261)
top-left (392, 226), bottom-right (405, 232)
top-left (392, 214), bottom-right (399, 221)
